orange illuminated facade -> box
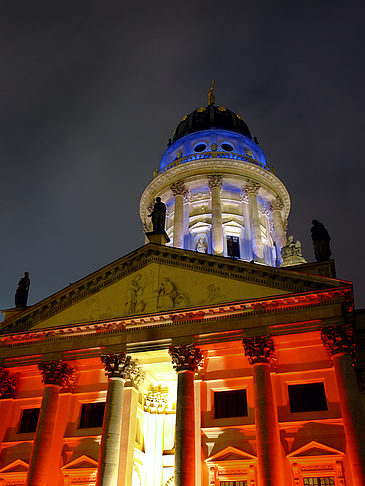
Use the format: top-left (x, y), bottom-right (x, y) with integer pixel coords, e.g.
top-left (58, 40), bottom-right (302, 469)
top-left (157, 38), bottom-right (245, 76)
top-left (0, 97), bottom-right (364, 486)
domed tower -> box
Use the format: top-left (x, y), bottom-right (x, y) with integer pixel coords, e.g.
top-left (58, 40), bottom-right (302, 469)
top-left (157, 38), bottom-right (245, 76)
top-left (140, 93), bottom-right (291, 266)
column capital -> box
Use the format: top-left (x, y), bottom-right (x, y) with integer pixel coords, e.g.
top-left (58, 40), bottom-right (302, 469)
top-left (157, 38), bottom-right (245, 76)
top-left (171, 180), bottom-right (188, 197)
top-left (321, 324), bottom-right (354, 357)
top-left (270, 195), bottom-right (284, 211)
top-left (101, 353), bottom-right (144, 384)
top-left (208, 174), bottom-right (223, 189)
top-left (242, 335), bottom-right (277, 365)
top-left (38, 360), bottom-right (75, 388)
top-left (244, 179), bottom-right (260, 196)
top-left (169, 344), bottom-right (203, 372)
top-left (0, 367), bottom-right (19, 399)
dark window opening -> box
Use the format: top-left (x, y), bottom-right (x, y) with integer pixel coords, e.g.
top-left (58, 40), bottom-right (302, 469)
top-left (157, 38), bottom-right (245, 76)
top-left (227, 236), bottom-right (240, 258)
top-left (288, 383), bottom-right (328, 413)
top-left (79, 402), bottom-right (106, 428)
top-left (221, 143), bottom-right (234, 152)
top-left (194, 143), bottom-right (207, 153)
top-left (214, 389), bottom-right (247, 419)
top-left (303, 478), bottom-right (335, 485)
top-left (19, 408), bottom-right (40, 433)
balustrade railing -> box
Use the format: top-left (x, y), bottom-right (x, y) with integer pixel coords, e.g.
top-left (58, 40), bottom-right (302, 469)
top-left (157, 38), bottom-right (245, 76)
top-left (154, 151), bottom-right (270, 177)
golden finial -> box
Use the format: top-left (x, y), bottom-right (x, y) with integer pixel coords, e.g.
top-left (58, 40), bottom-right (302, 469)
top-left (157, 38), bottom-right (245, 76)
top-left (208, 80), bottom-right (215, 106)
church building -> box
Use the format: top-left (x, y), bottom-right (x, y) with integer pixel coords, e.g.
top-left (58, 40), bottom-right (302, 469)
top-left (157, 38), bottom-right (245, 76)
top-left (0, 90), bottom-right (364, 486)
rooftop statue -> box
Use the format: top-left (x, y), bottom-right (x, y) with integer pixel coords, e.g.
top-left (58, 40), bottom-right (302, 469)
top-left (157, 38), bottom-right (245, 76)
top-left (281, 236), bottom-right (303, 260)
top-left (15, 272), bottom-right (30, 308)
top-left (311, 220), bottom-right (331, 261)
top-left (280, 236), bottom-right (307, 267)
top-left (148, 197), bottom-right (166, 233)
top-left (208, 80), bottom-right (215, 106)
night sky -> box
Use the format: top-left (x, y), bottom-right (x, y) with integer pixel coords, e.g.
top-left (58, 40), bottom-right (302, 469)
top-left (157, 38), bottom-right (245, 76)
top-left (1, 1), bottom-right (365, 317)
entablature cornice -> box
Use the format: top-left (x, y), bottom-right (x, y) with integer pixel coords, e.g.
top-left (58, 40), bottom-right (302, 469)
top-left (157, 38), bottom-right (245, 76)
top-left (0, 287), bottom-right (351, 367)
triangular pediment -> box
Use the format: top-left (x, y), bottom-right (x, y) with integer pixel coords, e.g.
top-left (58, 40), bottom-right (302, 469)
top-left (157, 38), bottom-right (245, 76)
top-left (0, 459), bottom-right (29, 473)
top-left (206, 446), bottom-right (256, 463)
top-left (0, 243), bottom-right (350, 333)
top-left (288, 441), bottom-right (344, 458)
top-left (61, 455), bottom-right (98, 470)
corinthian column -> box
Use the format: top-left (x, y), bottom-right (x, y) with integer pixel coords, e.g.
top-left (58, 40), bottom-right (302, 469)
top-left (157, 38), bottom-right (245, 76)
top-left (242, 336), bottom-right (282, 486)
top-left (270, 196), bottom-right (287, 259)
top-left (208, 174), bottom-right (223, 256)
top-left (169, 344), bottom-right (203, 486)
top-left (97, 353), bottom-right (142, 486)
top-left (245, 180), bottom-right (264, 262)
top-left (321, 325), bottom-right (365, 484)
top-left (171, 180), bottom-right (188, 248)
top-left (26, 360), bottom-right (75, 486)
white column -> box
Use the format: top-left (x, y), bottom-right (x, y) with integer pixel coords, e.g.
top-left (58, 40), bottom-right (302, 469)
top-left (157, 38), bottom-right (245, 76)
top-left (245, 179), bottom-right (264, 262)
top-left (171, 181), bottom-right (188, 248)
top-left (118, 386), bottom-right (139, 486)
top-left (270, 196), bottom-right (287, 260)
top-left (169, 344), bottom-right (203, 486)
top-left (208, 175), bottom-right (223, 256)
top-left (97, 353), bottom-right (141, 486)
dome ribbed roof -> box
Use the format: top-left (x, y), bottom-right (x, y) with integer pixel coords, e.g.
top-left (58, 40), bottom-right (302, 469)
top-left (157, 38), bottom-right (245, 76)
top-left (172, 105), bottom-right (252, 143)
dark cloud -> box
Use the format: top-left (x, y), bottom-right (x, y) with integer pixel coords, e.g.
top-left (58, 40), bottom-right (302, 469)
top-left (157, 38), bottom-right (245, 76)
top-left (1, 0), bottom-right (364, 313)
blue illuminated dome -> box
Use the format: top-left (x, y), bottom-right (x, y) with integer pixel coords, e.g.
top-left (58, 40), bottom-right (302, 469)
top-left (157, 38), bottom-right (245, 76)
top-left (172, 105), bottom-right (252, 143)
top-left (159, 105), bottom-right (267, 173)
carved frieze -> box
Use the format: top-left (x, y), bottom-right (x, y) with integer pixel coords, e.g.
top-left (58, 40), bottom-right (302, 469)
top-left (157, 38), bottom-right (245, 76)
top-left (208, 174), bottom-right (223, 189)
top-left (101, 353), bottom-right (144, 385)
top-left (0, 367), bottom-right (19, 398)
top-left (244, 179), bottom-right (260, 196)
top-left (38, 360), bottom-right (75, 389)
top-left (171, 180), bottom-right (188, 197)
top-left (321, 325), bottom-right (354, 357)
top-left (169, 344), bottom-right (203, 372)
top-left (242, 335), bottom-right (277, 365)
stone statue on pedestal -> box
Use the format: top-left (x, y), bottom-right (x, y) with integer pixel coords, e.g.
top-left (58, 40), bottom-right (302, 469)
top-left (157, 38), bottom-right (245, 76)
top-left (280, 236), bottom-right (307, 267)
top-left (15, 272), bottom-right (30, 308)
top-left (148, 197), bottom-right (166, 233)
top-left (311, 220), bottom-right (331, 261)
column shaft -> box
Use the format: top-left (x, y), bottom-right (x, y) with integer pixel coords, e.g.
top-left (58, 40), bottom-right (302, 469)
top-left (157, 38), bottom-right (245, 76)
top-left (97, 377), bottom-right (125, 486)
top-left (252, 363), bottom-right (282, 486)
top-left (118, 387), bottom-right (139, 486)
top-left (272, 209), bottom-right (286, 255)
top-left (247, 192), bottom-right (264, 261)
top-left (173, 193), bottom-right (185, 248)
top-left (333, 353), bottom-right (365, 484)
top-left (211, 186), bottom-right (223, 255)
top-left (175, 370), bottom-right (195, 486)
top-left (26, 384), bottom-right (60, 486)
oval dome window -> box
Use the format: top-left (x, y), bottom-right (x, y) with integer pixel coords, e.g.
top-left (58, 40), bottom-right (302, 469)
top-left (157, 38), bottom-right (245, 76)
top-left (194, 143), bottom-right (207, 153)
top-left (221, 143), bottom-right (234, 152)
